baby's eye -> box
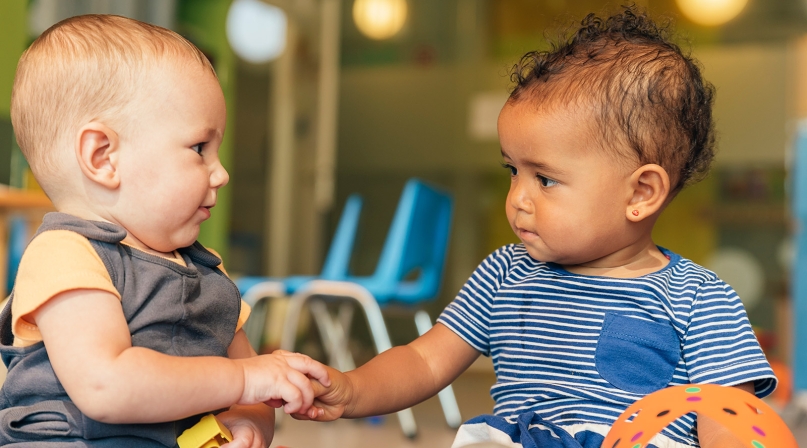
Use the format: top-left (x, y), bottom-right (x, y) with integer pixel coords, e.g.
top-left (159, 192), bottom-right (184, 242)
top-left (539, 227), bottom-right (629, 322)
top-left (191, 143), bottom-right (204, 155)
top-left (501, 163), bottom-right (517, 176)
top-left (538, 175), bottom-right (558, 187)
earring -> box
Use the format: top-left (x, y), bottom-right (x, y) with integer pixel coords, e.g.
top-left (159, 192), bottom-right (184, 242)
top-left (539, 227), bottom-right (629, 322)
top-left (632, 210), bottom-right (639, 216)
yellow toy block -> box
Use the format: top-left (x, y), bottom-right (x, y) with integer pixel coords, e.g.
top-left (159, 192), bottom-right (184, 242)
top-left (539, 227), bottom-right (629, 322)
top-left (177, 414), bottom-right (233, 448)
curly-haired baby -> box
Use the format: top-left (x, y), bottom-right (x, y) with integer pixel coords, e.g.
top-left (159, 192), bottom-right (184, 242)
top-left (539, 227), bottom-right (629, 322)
top-left (295, 7), bottom-right (776, 448)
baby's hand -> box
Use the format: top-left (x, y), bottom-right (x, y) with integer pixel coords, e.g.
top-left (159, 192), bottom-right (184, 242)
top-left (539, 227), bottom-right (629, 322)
top-left (237, 351), bottom-right (330, 416)
top-left (290, 364), bottom-right (354, 422)
top-left (217, 406), bottom-right (272, 448)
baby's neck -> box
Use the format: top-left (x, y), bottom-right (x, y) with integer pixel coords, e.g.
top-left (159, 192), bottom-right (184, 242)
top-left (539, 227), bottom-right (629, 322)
top-left (562, 243), bottom-right (670, 278)
top-left (54, 206), bottom-right (181, 261)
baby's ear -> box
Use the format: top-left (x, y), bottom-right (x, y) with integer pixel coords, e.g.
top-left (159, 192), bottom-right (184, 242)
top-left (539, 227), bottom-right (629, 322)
top-left (75, 122), bottom-right (120, 189)
top-left (626, 164), bottom-right (670, 222)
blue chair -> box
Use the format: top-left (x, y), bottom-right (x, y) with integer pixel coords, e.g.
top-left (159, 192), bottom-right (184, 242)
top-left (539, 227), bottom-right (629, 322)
top-left (236, 194), bottom-right (363, 349)
top-left (6, 216), bottom-right (28, 294)
top-left (280, 178), bottom-right (460, 438)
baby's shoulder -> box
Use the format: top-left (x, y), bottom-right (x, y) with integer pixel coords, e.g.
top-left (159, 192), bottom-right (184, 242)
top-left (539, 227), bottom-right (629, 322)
top-left (664, 253), bottom-right (724, 286)
top-left (23, 229), bottom-right (98, 264)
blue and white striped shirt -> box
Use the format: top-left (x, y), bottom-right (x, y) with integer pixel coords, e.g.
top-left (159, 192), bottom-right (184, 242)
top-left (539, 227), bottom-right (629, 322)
top-left (438, 244), bottom-right (776, 445)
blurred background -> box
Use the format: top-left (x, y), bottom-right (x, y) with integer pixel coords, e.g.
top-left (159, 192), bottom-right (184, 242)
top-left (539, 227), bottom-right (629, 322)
top-left (1, 0), bottom-right (806, 445)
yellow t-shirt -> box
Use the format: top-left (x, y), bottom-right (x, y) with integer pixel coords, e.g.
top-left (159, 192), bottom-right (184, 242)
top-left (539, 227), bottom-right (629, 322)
top-left (12, 230), bottom-right (250, 347)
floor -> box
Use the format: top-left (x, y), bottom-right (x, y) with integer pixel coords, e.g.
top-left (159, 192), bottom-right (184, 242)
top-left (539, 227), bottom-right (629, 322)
top-left (272, 370), bottom-right (807, 448)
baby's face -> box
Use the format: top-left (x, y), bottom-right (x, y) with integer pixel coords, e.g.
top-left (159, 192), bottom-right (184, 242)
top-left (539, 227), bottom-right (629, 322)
top-left (112, 61), bottom-right (228, 255)
top-left (498, 100), bottom-right (638, 267)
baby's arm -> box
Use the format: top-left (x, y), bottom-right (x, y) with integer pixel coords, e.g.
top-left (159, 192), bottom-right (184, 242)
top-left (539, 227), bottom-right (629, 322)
top-left (301, 323), bottom-right (479, 420)
top-left (34, 288), bottom-right (329, 424)
top-left (696, 382), bottom-right (755, 448)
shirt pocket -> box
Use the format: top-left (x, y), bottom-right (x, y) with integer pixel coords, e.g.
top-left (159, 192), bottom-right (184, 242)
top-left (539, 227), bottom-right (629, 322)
top-left (595, 312), bottom-right (680, 394)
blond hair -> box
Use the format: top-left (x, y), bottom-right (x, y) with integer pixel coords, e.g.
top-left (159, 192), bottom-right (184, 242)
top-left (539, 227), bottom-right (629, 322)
top-left (11, 14), bottom-right (215, 195)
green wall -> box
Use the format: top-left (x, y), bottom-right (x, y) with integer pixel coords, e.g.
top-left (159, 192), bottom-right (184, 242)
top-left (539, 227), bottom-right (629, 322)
top-left (0, 0), bottom-right (28, 186)
top-left (0, 0), bottom-right (26, 117)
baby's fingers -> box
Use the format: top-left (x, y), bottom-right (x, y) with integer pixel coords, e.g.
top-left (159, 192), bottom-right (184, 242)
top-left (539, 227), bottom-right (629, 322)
top-left (281, 369), bottom-right (315, 414)
top-left (289, 404), bottom-right (324, 421)
top-left (279, 352), bottom-right (331, 387)
top-left (219, 425), bottom-right (254, 448)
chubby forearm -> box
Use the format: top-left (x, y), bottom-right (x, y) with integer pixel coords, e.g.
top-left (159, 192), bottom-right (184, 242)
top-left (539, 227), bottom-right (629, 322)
top-left (343, 345), bottom-right (441, 418)
top-left (68, 346), bottom-right (248, 423)
top-left (343, 324), bottom-right (478, 418)
top-left (35, 290), bottom-right (251, 423)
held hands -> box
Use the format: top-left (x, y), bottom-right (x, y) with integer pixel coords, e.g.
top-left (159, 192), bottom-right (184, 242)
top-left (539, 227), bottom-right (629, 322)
top-left (287, 362), bottom-right (355, 422)
top-left (236, 351), bottom-right (330, 418)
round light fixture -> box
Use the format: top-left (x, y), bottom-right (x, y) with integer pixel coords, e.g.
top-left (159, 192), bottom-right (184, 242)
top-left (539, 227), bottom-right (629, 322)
top-left (353, 0), bottom-right (407, 40)
top-left (226, 0), bottom-right (288, 63)
top-left (676, 0), bottom-right (749, 26)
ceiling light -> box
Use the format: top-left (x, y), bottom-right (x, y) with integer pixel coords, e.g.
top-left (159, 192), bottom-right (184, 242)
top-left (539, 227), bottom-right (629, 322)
top-left (226, 0), bottom-right (287, 63)
top-left (676, 0), bottom-right (749, 26)
top-left (353, 0), bottom-right (407, 40)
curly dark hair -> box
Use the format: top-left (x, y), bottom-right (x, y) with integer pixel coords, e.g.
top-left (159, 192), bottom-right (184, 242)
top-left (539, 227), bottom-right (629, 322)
top-left (509, 5), bottom-right (715, 192)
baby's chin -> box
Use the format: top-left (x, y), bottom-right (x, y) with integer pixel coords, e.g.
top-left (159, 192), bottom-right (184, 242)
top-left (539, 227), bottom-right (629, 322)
top-left (145, 234), bottom-right (198, 254)
top-left (521, 245), bottom-right (553, 263)
top-left (521, 245), bottom-right (584, 266)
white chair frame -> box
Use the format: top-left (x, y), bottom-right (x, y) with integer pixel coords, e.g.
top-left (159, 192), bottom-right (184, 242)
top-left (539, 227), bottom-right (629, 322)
top-left (280, 279), bottom-right (462, 438)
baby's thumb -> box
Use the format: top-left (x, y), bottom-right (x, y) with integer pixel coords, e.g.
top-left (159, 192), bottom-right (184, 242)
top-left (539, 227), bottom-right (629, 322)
top-left (220, 424), bottom-right (253, 448)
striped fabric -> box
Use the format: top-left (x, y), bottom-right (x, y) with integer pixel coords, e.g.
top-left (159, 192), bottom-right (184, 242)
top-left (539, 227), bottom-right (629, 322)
top-left (438, 244), bottom-right (776, 446)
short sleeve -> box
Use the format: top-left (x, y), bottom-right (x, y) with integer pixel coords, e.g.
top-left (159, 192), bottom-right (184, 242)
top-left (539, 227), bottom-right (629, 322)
top-left (682, 279), bottom-right (777, 398)
top-left (437, 245), bottom-right (515, 356)
top-left (236, 301), bottom-right (251, 332)
top-left (12, 230), bottom-right (121, 345)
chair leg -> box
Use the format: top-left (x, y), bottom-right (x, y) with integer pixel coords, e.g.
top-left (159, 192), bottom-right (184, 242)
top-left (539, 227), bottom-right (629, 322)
top-left (277, 288), bottom-right (360, 427)
top-left (334, 302), bottom-right (356, 370)
top-left (414, 310), bottom-right (463, 429)
top-left (309, 299), bottom-right (356, 371)
top-left (282, 281), bottom-right (418, 439)
top-left (276, 287), bottom-right (315, 429)
top-left (330, 283), bottom-right (417, 439)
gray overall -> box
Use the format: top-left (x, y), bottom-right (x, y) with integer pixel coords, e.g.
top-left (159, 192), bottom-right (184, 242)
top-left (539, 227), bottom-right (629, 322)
top-left (0, 213), bottom-right (241, 447)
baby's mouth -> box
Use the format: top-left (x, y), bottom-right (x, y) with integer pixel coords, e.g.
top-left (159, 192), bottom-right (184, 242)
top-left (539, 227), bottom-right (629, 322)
top-left (516, 226), bottom-right (538, 239)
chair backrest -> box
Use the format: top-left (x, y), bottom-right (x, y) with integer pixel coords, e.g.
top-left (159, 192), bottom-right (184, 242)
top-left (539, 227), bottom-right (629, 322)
top-left (320, 194), bottom-right (363, 279)
top-left (369, 179), bottom-right (453, 303)
top-left (6, 216), bottom-right (28, 293)
top-left (235, 194), bottom-right (362, 296)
